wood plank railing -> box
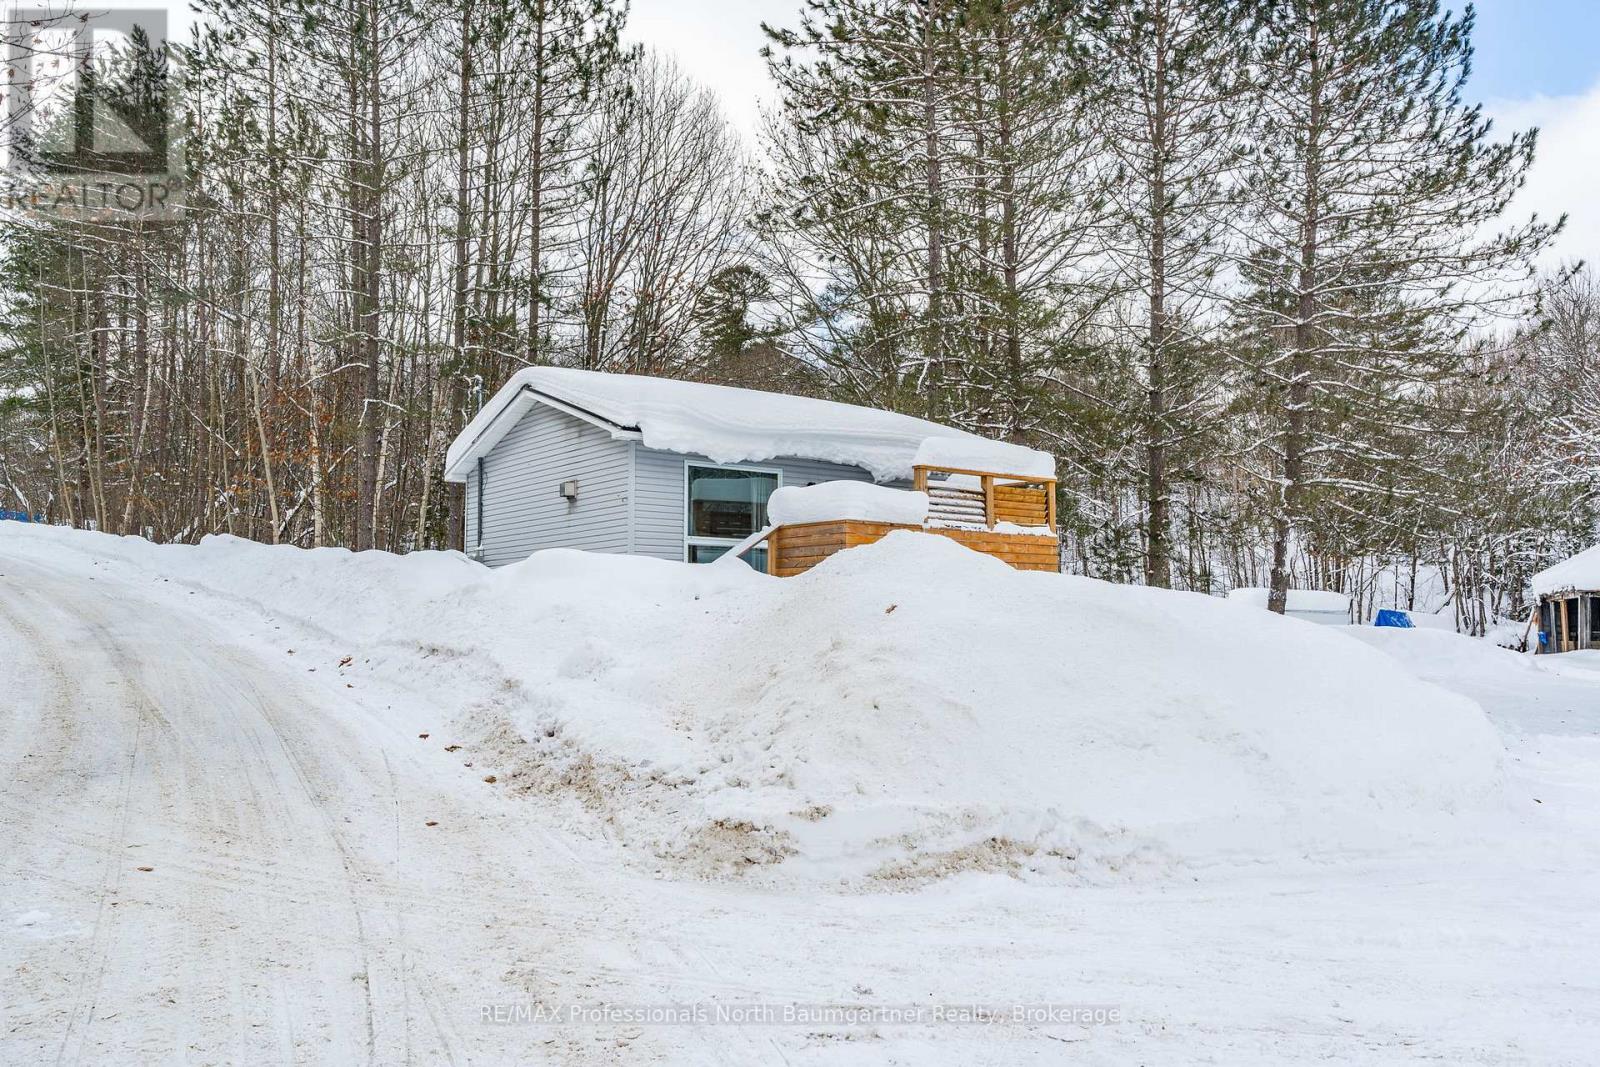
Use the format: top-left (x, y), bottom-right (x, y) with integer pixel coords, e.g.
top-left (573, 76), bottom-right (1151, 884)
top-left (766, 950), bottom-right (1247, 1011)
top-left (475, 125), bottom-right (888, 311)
top-left (912, 465), bottom-right (1056, 532)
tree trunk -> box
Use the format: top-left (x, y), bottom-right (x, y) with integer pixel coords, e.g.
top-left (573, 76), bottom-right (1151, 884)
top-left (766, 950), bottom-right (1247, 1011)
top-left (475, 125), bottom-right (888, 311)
top-left (922, 0), bottom-right (943, 389)
top-left (1269, 14), bottom-right (1321, 616)
top-left (442, 0), bottom-right (477, 552)
top-left (354, 0), bottom-right (383, 551)
top-left (998, 10), bottom-right (1022, 437)
top-left (1144, 5), bottom-right (1172, 589)
top-left (527, 0), bottom-right (545, 366)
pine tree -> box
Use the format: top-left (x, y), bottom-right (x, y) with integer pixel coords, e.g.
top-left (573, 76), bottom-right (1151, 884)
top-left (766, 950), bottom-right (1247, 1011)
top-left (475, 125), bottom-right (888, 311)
top-left (761, 0), bottom-right (969, 414)
top-left (1232, 0), bottom-right (1560, 613)
top-left (954, 0), bottom-right (1110, 441)
top-left (760, 0), bottom-right (1108, 433)
top-left (1086, 0), bottom-right (1253, 587)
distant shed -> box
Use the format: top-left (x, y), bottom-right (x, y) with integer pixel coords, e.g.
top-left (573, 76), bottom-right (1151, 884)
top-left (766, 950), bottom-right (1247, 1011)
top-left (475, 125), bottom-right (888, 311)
top-left (1226, 587), bottom-right (1352, 626)
top-left (1529, 545), bottom-right (1600, 654)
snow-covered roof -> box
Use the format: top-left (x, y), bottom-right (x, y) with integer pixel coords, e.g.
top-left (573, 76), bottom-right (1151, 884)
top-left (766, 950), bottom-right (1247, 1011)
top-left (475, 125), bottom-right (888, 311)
top-left (1227, 587), bottom-right (1352, 613)
top-left (444, 368), bottom-right (1054, 484)
top-left (1531, 544), bottom-right (1600, 598)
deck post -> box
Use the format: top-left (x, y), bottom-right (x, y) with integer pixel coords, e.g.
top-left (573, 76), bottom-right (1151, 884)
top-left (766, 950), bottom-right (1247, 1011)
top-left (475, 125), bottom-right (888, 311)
top-left (1045, 480), bottom-right (1057, 532)
top-left (981, 475), bottom-right (995, 528)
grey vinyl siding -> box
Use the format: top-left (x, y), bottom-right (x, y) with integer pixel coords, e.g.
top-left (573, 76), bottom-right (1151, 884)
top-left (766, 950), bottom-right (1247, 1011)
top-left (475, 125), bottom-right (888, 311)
top-left (473, 402), bottom-right (632, 567)
top-left (629, 445), bottom-right (878, 562)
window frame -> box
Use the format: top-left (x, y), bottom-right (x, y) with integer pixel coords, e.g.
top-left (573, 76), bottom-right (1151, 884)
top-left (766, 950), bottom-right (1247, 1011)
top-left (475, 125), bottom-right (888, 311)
top-left (682, 459), bottom-right (783, 568)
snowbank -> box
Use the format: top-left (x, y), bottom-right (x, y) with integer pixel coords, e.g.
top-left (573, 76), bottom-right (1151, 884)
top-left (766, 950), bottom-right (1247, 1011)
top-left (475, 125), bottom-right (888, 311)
top-left (912, 434), bottom-right (1055, 479)
top-left (1227, 587), bottom-right (1352, 613)
top-left (1349, 625), bottom-right (1538, 683)
top-left (1531, 543), bottom-right (1600, 597)
top-left (446, 367), bottom-right (1008, 483)
top-left (767, 481), bottom-right (928, 526)
top-left (3, 524), bottom-right (1507, 886)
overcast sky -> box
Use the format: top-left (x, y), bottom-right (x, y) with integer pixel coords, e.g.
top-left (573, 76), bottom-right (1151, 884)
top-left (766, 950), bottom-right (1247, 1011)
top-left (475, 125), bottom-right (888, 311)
top-left (628, 0), bottom-right (1600, 270)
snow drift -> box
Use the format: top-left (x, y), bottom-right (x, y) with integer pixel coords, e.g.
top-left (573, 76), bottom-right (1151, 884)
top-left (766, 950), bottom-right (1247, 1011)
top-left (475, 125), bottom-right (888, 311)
top-left (2, 524), bottom-right (1507, 885)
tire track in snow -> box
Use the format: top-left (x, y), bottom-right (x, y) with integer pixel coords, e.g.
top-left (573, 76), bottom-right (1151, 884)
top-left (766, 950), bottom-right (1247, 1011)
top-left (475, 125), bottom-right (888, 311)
top-left (220, 657), bottom-right (382, 1066)
top-left (0, 588), bottom-right (145, 1067)
top-left (0, 559), bottom-right (379, 1065)
top-left (1, 548), bottom-right (710, 1067)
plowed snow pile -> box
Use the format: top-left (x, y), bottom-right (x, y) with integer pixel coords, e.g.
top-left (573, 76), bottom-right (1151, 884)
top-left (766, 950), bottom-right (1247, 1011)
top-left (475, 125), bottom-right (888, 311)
top-left (3, 525), bottom-right (1508, 885)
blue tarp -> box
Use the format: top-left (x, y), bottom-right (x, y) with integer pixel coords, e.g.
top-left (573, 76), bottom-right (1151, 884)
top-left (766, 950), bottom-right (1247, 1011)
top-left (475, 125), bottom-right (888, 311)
top-left (1374, 609), bottom-right (1414, 628)
top-left (0, 509), bottom-right (41, 523)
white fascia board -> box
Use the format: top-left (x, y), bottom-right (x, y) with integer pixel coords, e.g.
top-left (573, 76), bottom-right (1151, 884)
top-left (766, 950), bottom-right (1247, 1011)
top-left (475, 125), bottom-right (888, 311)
top-left (442, 387), bottom-right (642, 482)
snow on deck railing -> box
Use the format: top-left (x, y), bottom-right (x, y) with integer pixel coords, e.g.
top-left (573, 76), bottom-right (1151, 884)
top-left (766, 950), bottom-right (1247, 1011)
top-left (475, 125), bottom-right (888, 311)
top-left (912, 435), bottom-right (1055, 481)
top-left (768, 482), bottom-right (930, 527)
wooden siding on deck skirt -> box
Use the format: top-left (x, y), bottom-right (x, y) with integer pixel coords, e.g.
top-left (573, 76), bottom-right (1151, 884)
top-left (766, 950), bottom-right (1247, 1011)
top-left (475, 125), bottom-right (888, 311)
top-left (770, 520), bottom-right (1060, 577)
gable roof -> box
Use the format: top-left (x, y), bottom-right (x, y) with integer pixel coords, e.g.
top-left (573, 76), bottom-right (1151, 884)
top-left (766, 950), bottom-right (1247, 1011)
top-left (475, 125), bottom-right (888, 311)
top-left (444, 368), bottom-right (1054, 484)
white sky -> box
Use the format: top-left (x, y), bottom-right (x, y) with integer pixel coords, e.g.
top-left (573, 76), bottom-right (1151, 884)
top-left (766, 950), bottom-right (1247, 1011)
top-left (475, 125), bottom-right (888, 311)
top-left (1486, 85), bottom-right (1600, 272)
top-left (626, 0), bottom-right (792, 136)
top-left (630, 0), bottom-right (1598, 272)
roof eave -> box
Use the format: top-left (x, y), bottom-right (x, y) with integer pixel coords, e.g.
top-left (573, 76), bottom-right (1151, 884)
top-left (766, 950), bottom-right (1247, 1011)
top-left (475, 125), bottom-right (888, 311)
top-left (443, 385), bottom-right (642, 482)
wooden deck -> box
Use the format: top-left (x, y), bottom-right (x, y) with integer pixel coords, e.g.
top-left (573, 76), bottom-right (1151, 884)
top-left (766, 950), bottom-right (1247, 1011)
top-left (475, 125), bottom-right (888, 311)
top-left (761, 463), bottom-right (1060, 577)
top-left (769, 519), bottom-right (1060, 576)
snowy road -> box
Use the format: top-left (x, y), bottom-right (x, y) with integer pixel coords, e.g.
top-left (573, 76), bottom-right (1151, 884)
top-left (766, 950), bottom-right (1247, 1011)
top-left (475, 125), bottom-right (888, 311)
top-left (0, 554), bottom-right (683, 1065)
top-left (4, 536), bottom-right (1600, 1065)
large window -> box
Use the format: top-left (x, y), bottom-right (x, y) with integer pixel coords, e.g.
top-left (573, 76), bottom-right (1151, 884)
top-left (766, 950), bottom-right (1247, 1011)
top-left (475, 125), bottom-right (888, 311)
top-left (685, 463), bottom-right (779, 571)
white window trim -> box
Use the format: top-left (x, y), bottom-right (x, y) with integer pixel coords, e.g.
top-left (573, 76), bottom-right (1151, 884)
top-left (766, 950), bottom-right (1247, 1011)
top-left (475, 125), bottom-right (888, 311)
top-left (683, 459), bottom-right (782, 563)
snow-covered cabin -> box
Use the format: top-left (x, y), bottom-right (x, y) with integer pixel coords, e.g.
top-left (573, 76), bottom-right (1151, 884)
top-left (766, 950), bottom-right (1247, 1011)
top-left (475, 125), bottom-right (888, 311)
top-left (444, 368), bottom-right (1055, 571)
top-left (1530, 545), bottom-right (1600, 653)
top-left (1226, 587), bottom-right (1352, 626)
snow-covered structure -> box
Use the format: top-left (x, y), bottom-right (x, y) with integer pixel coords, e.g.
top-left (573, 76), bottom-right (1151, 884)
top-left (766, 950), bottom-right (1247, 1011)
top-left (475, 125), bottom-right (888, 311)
top-left (444, 369), bottom-right (1057, 572)
top-left (1226, 587), bottom-right (1353, 626)
top-left (1530, 545), bottom-right (1600, 653)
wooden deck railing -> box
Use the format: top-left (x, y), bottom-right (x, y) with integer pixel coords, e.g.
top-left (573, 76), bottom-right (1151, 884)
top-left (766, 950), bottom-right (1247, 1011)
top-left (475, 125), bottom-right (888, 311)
top-left (912, 464), bottom-right (1057, 532)
top-left (745, 465), bottom-right (1060, 577)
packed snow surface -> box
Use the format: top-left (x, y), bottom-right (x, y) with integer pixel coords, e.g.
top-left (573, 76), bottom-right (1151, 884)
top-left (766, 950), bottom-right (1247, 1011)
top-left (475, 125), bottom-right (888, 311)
top-left (911, 434), bottom-right (1055, 479)
top-left (6, 522), bottom-right (1600, 1064)
top-left (1530, 542), bottom-right (1600, 597)
top-left (445, 367), bottom-right (1007, 483)
top-left (767, 481), bottom-right (929, 527)
top-left (1227, 586), bottom-right (1353, 613)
